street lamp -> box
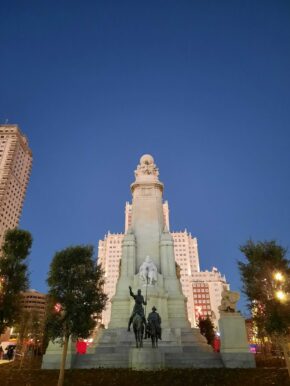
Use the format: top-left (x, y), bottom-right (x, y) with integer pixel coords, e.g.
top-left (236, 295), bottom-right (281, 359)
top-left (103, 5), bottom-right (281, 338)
top-left (275, 290), bottom-right (287, 302)
top-left (273, 272), bottom-right (284, 282)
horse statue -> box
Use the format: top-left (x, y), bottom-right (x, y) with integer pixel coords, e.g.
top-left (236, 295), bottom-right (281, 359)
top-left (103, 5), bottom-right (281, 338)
top-left (133, 313), bottom-right (144, 348)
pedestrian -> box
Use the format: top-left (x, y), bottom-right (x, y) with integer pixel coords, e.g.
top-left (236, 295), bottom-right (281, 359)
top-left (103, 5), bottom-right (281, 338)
top-left (7, 346), bottom-right (14, 361)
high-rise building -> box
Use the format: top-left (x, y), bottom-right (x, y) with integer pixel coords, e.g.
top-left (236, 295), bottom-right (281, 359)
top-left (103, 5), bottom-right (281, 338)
top-left (98, 232), bottom-right (124, 327)
top-left (0, 289), bottom-right (47, 344)
top-left (171, 231), bottom-right (200, 326)
top-left (20, 289), bottom-right (47, 321)
top-left (192, 268), bottom-right (229, 327)
top-left (0, 125), bottom-right (32, 246)
top-left (98, 201), bottom-right (229, 329)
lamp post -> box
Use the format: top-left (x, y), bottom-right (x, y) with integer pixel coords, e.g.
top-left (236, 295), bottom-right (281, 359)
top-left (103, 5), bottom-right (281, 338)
top-left (273, 272), bottom-right (289, 303)
top-left (273, 271), bottom-right (290, 377)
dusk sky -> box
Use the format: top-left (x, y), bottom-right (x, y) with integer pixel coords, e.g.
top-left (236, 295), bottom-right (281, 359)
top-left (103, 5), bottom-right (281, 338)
top-left (1, 0), bottom-right (289, 314)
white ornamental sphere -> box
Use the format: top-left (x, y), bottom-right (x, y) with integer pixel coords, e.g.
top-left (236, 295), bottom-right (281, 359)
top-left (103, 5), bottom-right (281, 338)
top-left (140, 154), bottom-right (154, 165)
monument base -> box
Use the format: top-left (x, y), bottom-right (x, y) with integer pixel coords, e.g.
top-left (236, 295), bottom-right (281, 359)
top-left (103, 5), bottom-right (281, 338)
top-left (42, 339), bottom-right (77, 369)
top-left (220, 352), bottom-right (255, 368)
top-left (130, 348), bottom-right (165, 370)
top-left (219, 312), bottom-right (255, 368)
top-left (73, 327), bottom-right (223, 369)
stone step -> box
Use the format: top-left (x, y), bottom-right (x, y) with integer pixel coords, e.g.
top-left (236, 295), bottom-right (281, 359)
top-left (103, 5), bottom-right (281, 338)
top-left (165, 362), bottom-right (223, 368)
top-left (75, 354), bottom-right (129, 368)
top-left (75, 348), bottom-right (224, 369)
top-left (164, 352), bottom-right (223, 368)
top-left (182, 346), bottom-right (217, 354)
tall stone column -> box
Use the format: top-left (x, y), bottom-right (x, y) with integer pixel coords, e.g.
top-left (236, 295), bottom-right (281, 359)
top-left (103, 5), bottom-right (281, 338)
top-left (109, 155), bottom-right (191, 329)
top-left (130, 154), bottom-right (164, 271)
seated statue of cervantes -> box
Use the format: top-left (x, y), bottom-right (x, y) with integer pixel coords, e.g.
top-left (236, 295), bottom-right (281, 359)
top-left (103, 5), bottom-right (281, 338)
top-left (139, 256), bottom-right (158, 285)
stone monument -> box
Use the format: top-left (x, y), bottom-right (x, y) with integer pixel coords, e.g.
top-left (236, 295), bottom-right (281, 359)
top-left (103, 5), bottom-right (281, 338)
top-left (218, 289), bottom-right (256, 368)
top-left (70, 154), bottom-right (222, 369)
top-left (44, 155), bottom-right (253, 369)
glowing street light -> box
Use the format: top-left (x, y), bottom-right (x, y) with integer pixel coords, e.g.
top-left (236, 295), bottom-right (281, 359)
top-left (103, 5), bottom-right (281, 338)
top-left (273, 272), bottom-right (284, 282)
top-left (275, 290), bottom-right (286, 302)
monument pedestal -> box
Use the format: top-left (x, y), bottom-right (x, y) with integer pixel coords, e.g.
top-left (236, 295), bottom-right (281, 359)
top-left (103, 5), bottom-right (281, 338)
top-left (73, 327), bottom-right (223, 369)
top-left (130, 348), bottom-right (165, 370)
top-left (219, 312), bottom-right (255, 368)
top-left (42, 339), bottom-right (77, 369)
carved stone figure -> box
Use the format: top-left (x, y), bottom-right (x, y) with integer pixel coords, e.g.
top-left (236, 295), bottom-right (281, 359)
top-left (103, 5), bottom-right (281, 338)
top-left (139, 256), bottom-right (158, 285)
top-left (175, 262), bottom-right (181, 279)
top-left (218, 289), bottom-right (240, 313)
top-left (135, 154), bottom-right (159, 178)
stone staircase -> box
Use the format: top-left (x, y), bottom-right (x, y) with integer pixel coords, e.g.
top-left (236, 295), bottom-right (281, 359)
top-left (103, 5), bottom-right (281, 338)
top-left (74, 327), bottom-right (224, 369)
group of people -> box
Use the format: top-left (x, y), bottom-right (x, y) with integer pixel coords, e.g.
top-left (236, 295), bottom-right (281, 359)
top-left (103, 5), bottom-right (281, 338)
top-left (127, 286), bottom-right (162, 340)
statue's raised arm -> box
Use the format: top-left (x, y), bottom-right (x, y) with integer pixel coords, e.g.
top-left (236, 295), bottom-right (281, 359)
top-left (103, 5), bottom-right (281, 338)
top-left (129, 286), bottom-right (135, 299)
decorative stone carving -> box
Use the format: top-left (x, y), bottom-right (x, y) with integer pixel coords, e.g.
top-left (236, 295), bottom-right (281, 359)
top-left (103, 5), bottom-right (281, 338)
top-left (219, 289), bottom-right (240, 313)
top-left (175, 262), bottom-right (181, 279)
top-left (135, 154), bottom-right (159, 178)
top-left (139, 256), bottom-right (158, 285)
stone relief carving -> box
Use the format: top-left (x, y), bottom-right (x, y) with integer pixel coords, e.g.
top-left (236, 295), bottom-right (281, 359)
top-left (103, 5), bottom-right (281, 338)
top-left (135, 154), bottom-right (159, 178)
top-left (175, 262), bottom-right (181, 279)
top-left (218, 289), bottom-right (240, 313)
top-left (139, 256), bottom-right (158, 285)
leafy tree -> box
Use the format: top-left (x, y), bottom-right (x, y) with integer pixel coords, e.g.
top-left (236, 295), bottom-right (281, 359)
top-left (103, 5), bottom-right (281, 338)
top-left (0, 228), bottom-right (32, 334)
top-left (238, 240), bottom-right (290, 375)
top-left (13, 309), bottom-right (44, 366)
top-left (197, 316), bottom-right (215, 346)
top-left (46, 245), bottom-right (107, 386)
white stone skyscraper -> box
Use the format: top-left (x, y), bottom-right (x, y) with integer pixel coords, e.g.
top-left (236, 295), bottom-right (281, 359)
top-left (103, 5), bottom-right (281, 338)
top-left (0, 125), bottom-right (32, 246)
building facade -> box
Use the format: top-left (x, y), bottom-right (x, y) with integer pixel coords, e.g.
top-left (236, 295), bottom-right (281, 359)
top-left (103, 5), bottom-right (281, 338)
top-left (20, 289), bottom-right (47, 321)
top-left (0, 289), bottom-right (47, 344)
top-left (0, 125), bottom-right (32, 247)
top-left (192, 268), bottom-right (229, 327)
top-left (98, 202), bottom-right (229, 328)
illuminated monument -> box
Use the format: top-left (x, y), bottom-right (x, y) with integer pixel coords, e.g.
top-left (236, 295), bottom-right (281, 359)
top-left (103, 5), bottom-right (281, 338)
top-left (77, 154), bottom-right (223, 368)
top-left (43, 154), bottom-right (254, 369)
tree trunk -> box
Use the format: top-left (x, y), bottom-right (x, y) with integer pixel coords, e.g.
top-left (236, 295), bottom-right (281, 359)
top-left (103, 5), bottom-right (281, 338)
top-left (281, 339), bottom-right (290, 378)
top-left (57, 335), bottom-right (69, 386)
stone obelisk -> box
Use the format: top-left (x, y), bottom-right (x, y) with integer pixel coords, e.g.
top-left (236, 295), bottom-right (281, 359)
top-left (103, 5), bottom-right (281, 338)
top-left (109, 154), bottom-right (189, 329)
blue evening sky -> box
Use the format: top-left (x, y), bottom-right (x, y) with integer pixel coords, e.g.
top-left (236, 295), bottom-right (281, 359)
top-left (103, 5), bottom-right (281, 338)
top-left (1, 0), bottom-right (289, 314)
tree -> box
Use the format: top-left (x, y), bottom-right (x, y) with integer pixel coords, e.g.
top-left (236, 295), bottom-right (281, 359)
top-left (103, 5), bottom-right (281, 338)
top-left (13, 309), bottom-right (44, 367)
top-left (197, 316), bottom-right (216, 346)
top-left (0, 228), bottom-right (32, 334)
top-left (238, 240), bottom-right (290, 375)
top-left (46, 245), bottom-right (107, 386)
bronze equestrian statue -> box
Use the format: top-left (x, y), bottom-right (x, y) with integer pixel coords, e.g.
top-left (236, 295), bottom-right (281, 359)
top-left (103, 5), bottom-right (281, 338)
top-left (127, 286), bottom-right (147, 337)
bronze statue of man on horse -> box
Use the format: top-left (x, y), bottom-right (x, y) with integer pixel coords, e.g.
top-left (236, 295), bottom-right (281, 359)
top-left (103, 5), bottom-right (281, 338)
top-left (128, 286), bottom-right (148, 347)
top-left (127, 286), bottom-right (162, 348)
top-left (127, 286), bottom-right (147, 333)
